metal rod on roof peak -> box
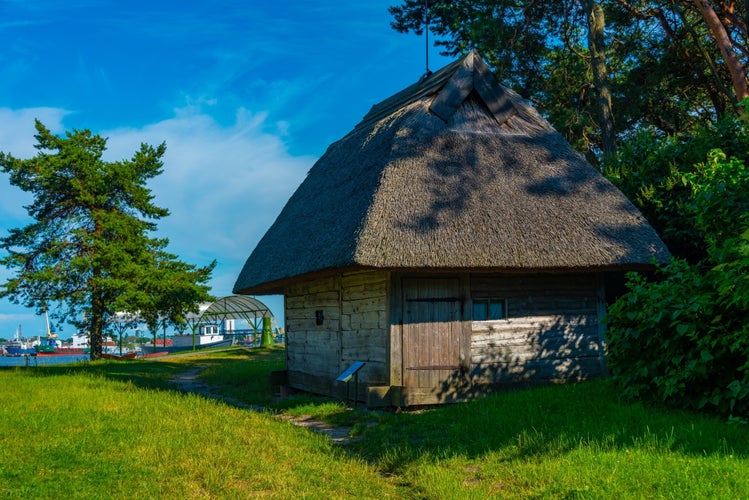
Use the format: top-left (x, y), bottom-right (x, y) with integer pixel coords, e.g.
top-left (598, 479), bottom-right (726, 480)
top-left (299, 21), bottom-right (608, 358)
top-left (424, 0), bottom-right (430, 76)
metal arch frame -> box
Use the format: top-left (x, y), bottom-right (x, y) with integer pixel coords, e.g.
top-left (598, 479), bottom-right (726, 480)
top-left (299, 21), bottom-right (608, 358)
top-left (189, 295), bottom-right (275, 333)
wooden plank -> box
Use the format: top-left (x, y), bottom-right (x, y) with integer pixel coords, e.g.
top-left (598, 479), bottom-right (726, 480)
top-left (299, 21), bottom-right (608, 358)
top-left (471, 315), bottom-right (597, 334)
top-left (400, 384), bottom-right (470, 406)
top-left (428, 56), bottom-right (474, 122)
top-left (471, 319), bottom-right (598, 342)
top-left (301, 292), bottom-right (340, 307)
top-left (471, 344), bottom-right (600, 364)
top-left (288, 370), bottom-right (339, 397)
top-left (341, 269), bottom-right (387, 285)
top-left (469, 274), bottom-right (599, 315)
top-left (389, 274), bottom-right (404, 386)
top-left (472, 328), bottom-right (598, 345)
top-left (286, 349), bottom-right (338, 367)
top-left (286, 345), bottom-right (338, 360)
top-left (345, 310), bottom-right (385, 330)
top-left (342, 296), bottom-right (385, 314)
top-left (471, 273), bottom-right (597, 289)
top-left (470, 356), bottom-right (605, 384)
top-left (290, 349), bottom-right (338, 364)
top-left (286, 304), bottom-right (340, 320)
top-left (459, 273), bottom-right (472, 383)
top-left (357, 55), bottom-right (464, 131)
top-left (471, 335), bottom-right (599, 352)
top-left (342, 328), bottom-right (388, 342)
top-left (471, 325), bottom-right (597, 345)
top-left (286, 318), bottom-right (340, 332)
top-left (366, 386), bottom-right (395, 408)
top-left (286, 329), bottom-right (338, 342)
top-left (472, 59), bottom-right (517, 124)
top-left (472, 332), bottom-right (601, 350)
top-left (341, 271), bottom-right (387, 298)
top-left (287, 279), bottom-right (338, 297)
top-left (595, 273), bottom-right (610, 375)
top-left (287, 338), bottom-right (338, 351)
top-left (343, 287), bottom-right (386, 302)
top-left (341, 333), bottom-right (388, 351)
top-left (341, 346), bottom-right (387, 362)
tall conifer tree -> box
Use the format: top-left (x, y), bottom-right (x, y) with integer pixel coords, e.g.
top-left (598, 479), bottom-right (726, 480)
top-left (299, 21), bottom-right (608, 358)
top-left (0, 120), bottom-right (215, 359)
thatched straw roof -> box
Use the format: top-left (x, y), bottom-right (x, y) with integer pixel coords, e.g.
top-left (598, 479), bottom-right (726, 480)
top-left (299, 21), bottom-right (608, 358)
top-left (234, 50), bottom-right (669, 295)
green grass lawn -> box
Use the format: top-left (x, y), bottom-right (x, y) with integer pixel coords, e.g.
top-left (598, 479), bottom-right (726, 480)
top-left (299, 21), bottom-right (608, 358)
top-left (1, 347), bottom-right (747, 498)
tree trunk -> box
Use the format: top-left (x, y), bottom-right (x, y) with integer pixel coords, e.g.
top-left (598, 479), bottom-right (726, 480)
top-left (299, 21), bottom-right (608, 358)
top-left (693, 0), bottom-right (749, 101)
top-left (582, 0), bottom-right (617, 159)
top-left (89, 292), bottom-right (104, 360)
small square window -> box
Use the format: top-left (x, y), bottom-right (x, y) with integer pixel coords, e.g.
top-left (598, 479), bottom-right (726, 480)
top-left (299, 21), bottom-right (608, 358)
top-left (488, 300), bottom-right (505, 319)
top-left (472, 301), bottom-right (488, 321)
top-left (472, 298), bottom-right (507, 320)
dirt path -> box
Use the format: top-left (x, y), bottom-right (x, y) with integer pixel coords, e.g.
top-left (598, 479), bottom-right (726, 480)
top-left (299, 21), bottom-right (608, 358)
top-left (170, 366), bottom-right (356, 444)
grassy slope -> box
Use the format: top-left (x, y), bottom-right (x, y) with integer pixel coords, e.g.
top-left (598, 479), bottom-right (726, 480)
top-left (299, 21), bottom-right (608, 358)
top-left (353, 381), bottom-right (749, 498)
top-left (1, 347), bottom-right (747, 499)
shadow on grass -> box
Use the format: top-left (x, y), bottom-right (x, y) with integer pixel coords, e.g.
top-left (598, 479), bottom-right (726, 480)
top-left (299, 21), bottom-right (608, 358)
top-left (343, 379), bottom-right (749, 471)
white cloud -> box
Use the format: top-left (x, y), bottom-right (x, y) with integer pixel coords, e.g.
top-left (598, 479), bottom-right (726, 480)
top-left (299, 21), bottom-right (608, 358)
top-left (102, 106), bottom-right (313, 277)
top-left (0, 107), bottom-right (69, 151)
top-left (0, 312), bottom-right (36, 323)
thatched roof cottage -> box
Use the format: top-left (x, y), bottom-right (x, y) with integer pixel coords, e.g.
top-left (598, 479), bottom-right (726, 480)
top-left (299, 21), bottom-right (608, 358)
top-left (234, 50), bottom-right (669, 406)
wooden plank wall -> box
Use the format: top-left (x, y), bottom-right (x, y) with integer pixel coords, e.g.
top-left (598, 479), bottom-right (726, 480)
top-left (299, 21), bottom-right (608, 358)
top-left (285, 276), bottom-right (341, 396)
top-left (469, 273), bottom-right (606, 386)
top-left (285, 271), bottom-right (389, 398)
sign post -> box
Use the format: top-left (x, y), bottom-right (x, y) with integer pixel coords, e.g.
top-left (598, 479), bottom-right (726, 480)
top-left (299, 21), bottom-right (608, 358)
top-left (336, 361), bottom-right (366, 407)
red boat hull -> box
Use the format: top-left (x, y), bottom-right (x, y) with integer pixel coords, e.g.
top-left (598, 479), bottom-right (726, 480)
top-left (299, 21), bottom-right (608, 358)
top-left (36, 349), bottom-right (88, 356)
top-left (101, 352), bottom-right (138, 360)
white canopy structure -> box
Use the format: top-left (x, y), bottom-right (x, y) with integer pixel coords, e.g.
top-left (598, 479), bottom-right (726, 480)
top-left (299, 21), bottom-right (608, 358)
top-left (184, 295), bottom-right (278, 334)
top-left (108, 296), bottom-right (280, 355)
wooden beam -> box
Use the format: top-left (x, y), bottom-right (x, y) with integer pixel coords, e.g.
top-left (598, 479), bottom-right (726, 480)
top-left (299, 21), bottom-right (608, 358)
top-left (428, 55), bottom-right (474, 122)
top-left (472, 56), bottom-right (517, 124)
top-left (389, 273), bottom-right (404, 386)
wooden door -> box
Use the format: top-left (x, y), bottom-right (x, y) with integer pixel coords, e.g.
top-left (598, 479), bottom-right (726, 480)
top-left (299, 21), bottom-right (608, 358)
top-left (402, 278), bottom-right (463, 388)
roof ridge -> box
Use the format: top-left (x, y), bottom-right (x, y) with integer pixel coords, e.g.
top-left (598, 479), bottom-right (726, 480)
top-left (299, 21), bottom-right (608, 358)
top-left (356, 50), bottom-right (518, 131)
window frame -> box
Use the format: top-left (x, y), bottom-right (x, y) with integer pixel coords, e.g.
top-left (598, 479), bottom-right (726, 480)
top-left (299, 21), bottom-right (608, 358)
top-left (471, 296), bottom-right (508, 321)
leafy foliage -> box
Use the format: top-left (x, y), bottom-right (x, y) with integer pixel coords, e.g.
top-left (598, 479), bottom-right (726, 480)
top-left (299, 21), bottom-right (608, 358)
top-left (602, 114), bottom-right (749, 262)
top-left (605, 135), bottom-right (749, 418)
top-left (0, 121), bottom-right (215, 358)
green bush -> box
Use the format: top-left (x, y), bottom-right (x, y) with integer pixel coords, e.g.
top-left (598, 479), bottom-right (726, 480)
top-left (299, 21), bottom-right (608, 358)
top-left (605, 145), bottom-right (749, 419)
top-left (606, 257), bottom-right (748, 417)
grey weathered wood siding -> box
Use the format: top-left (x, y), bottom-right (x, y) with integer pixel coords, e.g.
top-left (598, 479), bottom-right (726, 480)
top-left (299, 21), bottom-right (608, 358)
top-left (285, 276), bottom-right (341, 396)
top-left (285, 270), bottom-right (606, 404)
top-left (340, 271), bottom-right (390, 391)
top-left (285, 271), bottom-right (389, 397)
top-left (469, 273), bottom-right (606, 386)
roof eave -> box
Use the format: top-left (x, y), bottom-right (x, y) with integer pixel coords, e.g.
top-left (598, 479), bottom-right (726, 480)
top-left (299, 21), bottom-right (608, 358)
top-left (234, 261), bottom-right (665, 296)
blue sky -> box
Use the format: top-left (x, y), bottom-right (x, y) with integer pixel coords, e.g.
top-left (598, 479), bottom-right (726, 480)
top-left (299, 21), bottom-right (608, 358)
top-left (0, 0), bottom-right (451, 339)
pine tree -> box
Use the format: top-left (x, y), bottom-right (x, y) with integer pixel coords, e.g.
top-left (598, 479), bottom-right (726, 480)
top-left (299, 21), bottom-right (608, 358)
top-left (0, 120), bottom-right (215, 359)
